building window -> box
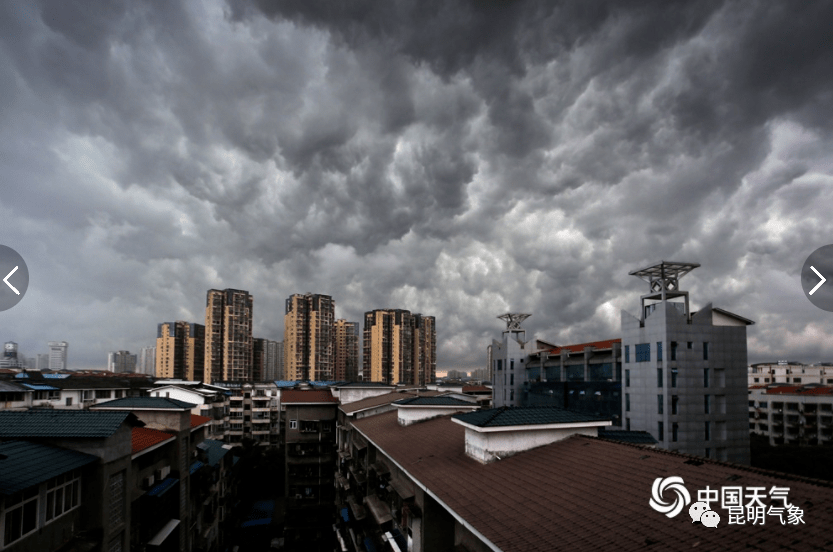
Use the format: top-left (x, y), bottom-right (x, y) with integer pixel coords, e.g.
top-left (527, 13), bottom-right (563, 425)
top-left (704, 395), bottom-right (710, 414)
top-left (753, 378), bottom-right (759, 383)
top-left (657, 342), bottom-right (663, 361)
top-left (658, 394), bottom-right (663, 415)
top-left (658, 421), bottom-right (664, 442)
top-left (625, 369), bottom-right (630, 387)
top-left (510, 359), bottom-right (514, 370)
top-left (65, 397), bottom-right (73, 406)
top-left (705, 448), bottom-right (711, 458)
top-left (657, 368), bottom-right (663, 388)
top-left (95, 390), bottom-right (111, 399)
top-left (672, 422), bottom-right (678, 442)
top-left (45, 470), bottom-right (81, 523)
top-left (510, 389), bottom-right (514, 401)
top-left (703, 342), bottom-right (709, 360)
top-left (793, 377), bottom-right (802, 383)
top-left (625, 393), bottom-right (630, 412)
top-left (705, 421), bottom-right (711, 441)
top-left (626, 418), bottom-right (631, 431)
top-left (671, 395), bottom-right (678, 415)
top-left (670, 342), bottom-right (677, 361)
top-left (510, 374), bottom-right (514, 385)
top-left (300, 421), bottom-right (318, 433)
top-left (108, 471), bottom-right (125, 527)
top-left (289, 420), bottom-right (297, 430)
top-left (704, 368), bottom-right (710, 388)
top-left (671, 369), bottom-right (677, 388)
top-left (497, 360), bottom-right (502, 371)
top-left (3, 487), bottom-right (39, 546)
top-left (625, 346), bottom-right (630, 363)
top-left (635, 343), bottom-right (650, 362)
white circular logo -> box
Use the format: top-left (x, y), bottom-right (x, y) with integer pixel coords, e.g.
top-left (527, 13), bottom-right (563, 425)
top-left (649, 476), bottom-right (691, 518)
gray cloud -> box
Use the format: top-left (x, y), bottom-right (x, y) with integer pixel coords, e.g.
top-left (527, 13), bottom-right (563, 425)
top-left (1, 0), bottom-right (832, 371)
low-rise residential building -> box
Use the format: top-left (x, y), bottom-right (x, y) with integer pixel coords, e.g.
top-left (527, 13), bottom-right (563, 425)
top-left (748, 362), bottom-right (833, 386)
top-left (280, 389), bottom-right (339, 549)
top-left (748, 384), bottom-right (833, 445)
top-left (213, 382), bottom-right (281, 447)
top-left (150, 381), bottom-right (231, 442)
top-left (334, 402), bottom-right (833, 551)
top-left (0, 398), bottom-right (239, 552)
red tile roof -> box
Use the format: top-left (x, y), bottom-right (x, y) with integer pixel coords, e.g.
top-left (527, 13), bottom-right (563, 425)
top-left (748, 385), bottom-right (768, 389)
top-left (190, 415), bottom-right (211, 428)
top-left (132, 427), bottom-right (175, 455)
top-left (281, 389), bottom-right (339, 404)
top-left (765, 385), bottom-right (803, 394)
top-left (798, 387), bottom-right (833, 395)
top-left (352, 412), bottom-right (833, 552)
top-left (462, 385), bottom-right (491, 393)
top-left (548, 338), bottom-right (621, 354)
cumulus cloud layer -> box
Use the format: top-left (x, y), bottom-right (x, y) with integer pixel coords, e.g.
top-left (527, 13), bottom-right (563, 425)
top-left (1, 0), bottom-right (832, 370)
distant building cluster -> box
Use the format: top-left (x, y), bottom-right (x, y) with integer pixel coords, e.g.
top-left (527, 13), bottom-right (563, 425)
top-left (148, 290), bottom-right (436, 385)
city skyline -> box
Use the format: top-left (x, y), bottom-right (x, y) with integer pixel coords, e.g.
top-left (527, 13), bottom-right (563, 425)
top-left (1, 2), bottom-right (833, 371)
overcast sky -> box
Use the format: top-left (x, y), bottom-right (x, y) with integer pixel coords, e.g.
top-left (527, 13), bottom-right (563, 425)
top-left (1, 1), bottom-right (832, 372)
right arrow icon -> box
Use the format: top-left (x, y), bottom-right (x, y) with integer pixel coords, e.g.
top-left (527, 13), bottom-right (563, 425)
top-left (810, 266), bottom-right (826, 296)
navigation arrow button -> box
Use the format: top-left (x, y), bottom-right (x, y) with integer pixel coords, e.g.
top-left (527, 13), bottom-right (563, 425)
top-left (3, 266), bottom-right (19, 295)
top-left (810, 266), bottom-right (826, 296)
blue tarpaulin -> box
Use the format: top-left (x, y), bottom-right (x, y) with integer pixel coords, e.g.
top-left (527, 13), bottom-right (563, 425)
top-left (147, 477), bottom-right (178, 498)
top-left (340, 507), bottom-right (349, 522)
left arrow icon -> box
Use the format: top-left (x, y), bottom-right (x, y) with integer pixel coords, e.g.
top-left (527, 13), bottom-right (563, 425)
top-left (3, 266), bottom-right (19, 295)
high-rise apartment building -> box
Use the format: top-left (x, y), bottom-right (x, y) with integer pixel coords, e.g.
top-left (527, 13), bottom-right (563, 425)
top-left (36, 353), bottom-right (50, 371)
top-left (284, 294), bottom-right (335, 381)
top-left (265, 339), bottom-right (282, 381)
top-left (156, 321), bottom-right (206, 380)
top-left (253, 338), bottom-right (266, 382)
top-left (138, 346), bottom-right (156, 375)
top-left (363, 309), bottom-right (436, 385)
top-left (48, 341), bottom-right (68, 370)
top-left (334, 319), bottom-right (360, 382)
top-left (205, 289), bottom-right (254, 383)
top-left (622, 261), bottom-right (753, 464)
top-left (108, 350), bottom-right (137, 373)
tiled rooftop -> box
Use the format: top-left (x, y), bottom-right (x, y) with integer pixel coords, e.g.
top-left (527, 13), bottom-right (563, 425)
top-left (0, 410), bottom-right (137, 438)
top-left (281, 389), bottom-right (339, 404)
top-left (394, 396), bottom-right (476, 407)
top-left (547, 338), bottom-right (621, 355)
top-left (352, 412), bottom-right (833, 552)
top-left (92, 397), bottom-right (197, 409)
top-left (197, 439), bottom-right (231, 467)
top-left (191, 414), bottom-right (211, 428)
top-left (453, 406), bottom-right (610, 428)
top-left (132, 427), bottom-right (175, 455)
top-left (462, 385), bottom-right (491, 393)
top-left (0, 441), bottom-right (98, 495)
top-left (597, 430), bottom-right (658, 445)
top-left (340, 391), bottom-right (442, 414)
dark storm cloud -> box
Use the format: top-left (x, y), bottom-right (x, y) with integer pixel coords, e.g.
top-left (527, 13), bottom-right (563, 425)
top-left (1, 0), bottom-right (832, 370)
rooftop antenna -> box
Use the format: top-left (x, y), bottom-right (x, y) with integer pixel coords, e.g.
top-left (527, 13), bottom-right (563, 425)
top-left (629, 260), bottom-right (699, 323)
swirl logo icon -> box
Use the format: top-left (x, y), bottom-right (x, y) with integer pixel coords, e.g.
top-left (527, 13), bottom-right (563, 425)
top-left (649, 476), bottom-right (691, 518)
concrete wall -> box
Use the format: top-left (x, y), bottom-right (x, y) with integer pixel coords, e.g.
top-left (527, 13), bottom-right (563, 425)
top-left (397, 405), bottom-right (478, 426)
top-left (463, 426), bottom-right (601, 464)
top-left (622, 301), bottom-right (750, 464)
top-left (336, 387), bottom-right (394, 405)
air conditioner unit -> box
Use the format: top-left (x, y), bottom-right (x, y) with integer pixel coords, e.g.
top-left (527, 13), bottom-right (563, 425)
top-left (155, 466), bottom-right (171, 480)
top-left (143, 475), bottom-right (155, 488)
